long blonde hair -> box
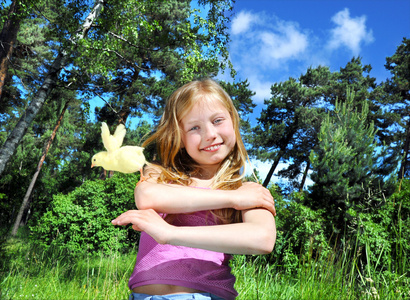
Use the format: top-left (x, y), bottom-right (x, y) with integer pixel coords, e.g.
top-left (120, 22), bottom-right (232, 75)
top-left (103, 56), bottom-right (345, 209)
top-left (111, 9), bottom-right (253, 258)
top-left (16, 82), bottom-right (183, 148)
top-left (143, 78), bottom-right (249, 223)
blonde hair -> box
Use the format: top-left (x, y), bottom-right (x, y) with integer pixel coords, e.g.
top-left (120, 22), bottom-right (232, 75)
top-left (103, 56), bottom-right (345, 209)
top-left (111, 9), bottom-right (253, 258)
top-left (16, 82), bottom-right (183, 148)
top-left (143, 78), bottom-right (249, 223)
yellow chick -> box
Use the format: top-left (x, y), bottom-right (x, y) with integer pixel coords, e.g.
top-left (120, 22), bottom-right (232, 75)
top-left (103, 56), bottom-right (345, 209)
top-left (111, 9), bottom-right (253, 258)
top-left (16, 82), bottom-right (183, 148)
top-left (91, 122), bottom-right (146, 174)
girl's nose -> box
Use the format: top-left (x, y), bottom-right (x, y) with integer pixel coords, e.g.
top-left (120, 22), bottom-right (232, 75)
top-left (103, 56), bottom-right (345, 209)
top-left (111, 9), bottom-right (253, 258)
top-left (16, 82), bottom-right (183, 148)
top-left (204, 124), bottom-right (217, 140)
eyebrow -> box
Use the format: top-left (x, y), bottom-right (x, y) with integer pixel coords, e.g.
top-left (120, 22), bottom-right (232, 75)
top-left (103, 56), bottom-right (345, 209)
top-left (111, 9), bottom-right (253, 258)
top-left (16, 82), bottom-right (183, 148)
top-left (183, 111), bottom-right (227, 125)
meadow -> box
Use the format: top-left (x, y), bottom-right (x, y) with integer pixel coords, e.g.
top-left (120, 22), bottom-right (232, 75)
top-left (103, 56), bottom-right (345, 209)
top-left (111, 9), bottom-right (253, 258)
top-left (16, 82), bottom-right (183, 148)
top-left (1, 228), bottom-right (409, 300)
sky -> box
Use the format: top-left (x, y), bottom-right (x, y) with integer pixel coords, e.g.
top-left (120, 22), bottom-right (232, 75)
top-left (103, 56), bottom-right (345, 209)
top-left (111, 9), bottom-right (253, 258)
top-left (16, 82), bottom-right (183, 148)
top-left (223, 0), bottom-right (410, 186)
top-left (226, 0), bottom-right (409, 105)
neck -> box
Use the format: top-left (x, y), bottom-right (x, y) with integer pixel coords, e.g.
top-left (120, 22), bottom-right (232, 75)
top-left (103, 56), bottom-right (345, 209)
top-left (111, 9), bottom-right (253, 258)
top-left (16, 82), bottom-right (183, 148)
top-left (193, 166), bottom-right (219, 180)
top-left (191, 177), bottom-right (214, 188)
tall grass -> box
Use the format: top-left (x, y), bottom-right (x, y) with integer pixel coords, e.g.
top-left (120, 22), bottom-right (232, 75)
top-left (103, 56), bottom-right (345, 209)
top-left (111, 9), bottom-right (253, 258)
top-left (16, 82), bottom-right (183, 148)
top-left (1, 229), bottom-right (408, 299)
top-left (232, 237), bottom-right (409, 300)
top-left (1, 234), bottom-right (135, 299)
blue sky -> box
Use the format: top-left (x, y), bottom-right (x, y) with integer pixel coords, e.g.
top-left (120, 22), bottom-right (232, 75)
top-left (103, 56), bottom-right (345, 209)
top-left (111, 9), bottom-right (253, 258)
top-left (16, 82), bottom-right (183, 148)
top-left (225, 0), bottom-right (409, 104)
top-left (223, 0), bottom-right (410, 185)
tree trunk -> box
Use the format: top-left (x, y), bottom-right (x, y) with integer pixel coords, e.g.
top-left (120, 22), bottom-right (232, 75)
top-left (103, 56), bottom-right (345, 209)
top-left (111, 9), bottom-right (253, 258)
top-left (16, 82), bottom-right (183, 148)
top-left (0, 0), bottom-right (104, 177)
top-left (398, 118), bottom-right (410, 180)
top-left (0, 0), bottom-right (22, 101)
top-left (262, 150), bottom-right (285, 187)
top-left (262, 125), bottom-right (298, 187)
top-left (299, 160), bottom-right (310, 192)
top-left (0, 52), bottom-right (65, 177)
top-left (11, 100), bottom-right (70, 236)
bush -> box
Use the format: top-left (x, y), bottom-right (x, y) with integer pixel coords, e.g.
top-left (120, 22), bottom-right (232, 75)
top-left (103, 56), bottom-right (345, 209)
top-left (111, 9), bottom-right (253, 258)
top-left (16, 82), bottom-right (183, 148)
top-left (30, 173), bottom-right (140, 256)
top-left (267, 191), bottom-right (331, 271)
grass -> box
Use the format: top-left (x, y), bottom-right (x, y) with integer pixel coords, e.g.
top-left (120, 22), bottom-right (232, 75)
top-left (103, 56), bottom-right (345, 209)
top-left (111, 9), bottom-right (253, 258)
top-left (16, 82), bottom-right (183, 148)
top-left (0, 235), bottom-right (134, 299)
top-left (1, 231), bottom-right (409, 300)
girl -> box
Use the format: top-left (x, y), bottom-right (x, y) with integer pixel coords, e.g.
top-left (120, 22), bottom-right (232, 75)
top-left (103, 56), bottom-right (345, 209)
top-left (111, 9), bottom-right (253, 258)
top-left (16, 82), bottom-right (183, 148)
top-left (112, 79), bottom-right (276, 300)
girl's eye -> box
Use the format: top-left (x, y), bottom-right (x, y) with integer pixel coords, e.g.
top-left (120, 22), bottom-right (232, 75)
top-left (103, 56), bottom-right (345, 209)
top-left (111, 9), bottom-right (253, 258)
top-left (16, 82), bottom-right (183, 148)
top-left (214, 118), bottom-right (224, 125)
top-left (189, 126), bottom-right (199, 131)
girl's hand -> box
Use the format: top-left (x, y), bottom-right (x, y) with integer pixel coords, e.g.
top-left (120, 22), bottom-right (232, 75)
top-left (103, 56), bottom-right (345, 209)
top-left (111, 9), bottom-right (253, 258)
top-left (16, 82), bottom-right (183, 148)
top-left (232, 182), bottom-right (276, 216)
top-left (111, 209), bottom-right (173, 244)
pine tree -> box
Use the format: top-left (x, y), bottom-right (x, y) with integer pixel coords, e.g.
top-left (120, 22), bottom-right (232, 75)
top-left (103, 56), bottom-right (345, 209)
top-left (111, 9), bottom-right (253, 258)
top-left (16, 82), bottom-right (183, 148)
top-left (378, 38), bottom-right (410, 179)
top-left (309, 89), bottom-right (377, 230)
top-left (251, 58), bottom-right (377, 189)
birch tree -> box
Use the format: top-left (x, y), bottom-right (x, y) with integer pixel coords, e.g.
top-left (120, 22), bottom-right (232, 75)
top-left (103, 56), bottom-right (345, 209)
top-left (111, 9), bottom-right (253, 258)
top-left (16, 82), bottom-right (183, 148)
top-left (0, 0), bottom-right (104, 176)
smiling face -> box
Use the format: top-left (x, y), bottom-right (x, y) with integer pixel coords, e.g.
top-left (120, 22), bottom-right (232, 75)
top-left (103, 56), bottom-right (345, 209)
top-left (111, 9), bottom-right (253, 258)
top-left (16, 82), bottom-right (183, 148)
top-left (180, 96), bottom-right (236, 176)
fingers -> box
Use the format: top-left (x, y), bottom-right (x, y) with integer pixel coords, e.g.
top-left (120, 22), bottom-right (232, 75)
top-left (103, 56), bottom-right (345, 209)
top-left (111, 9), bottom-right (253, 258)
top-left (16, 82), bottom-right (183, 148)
top-left (111, 210), bottom-right (138, 226)
top-left (234, 182), bottom-right (276, 213)
top-left (267, 202), bottom-right (276, 216)
top-left (111, 209), bottom-right (155, 227)
top-left (245, 182), bottom-right (276, 216)
top-left (132, 224), bottom-right (142, 231)
top-left (262, 196), bottom-right (276, 216)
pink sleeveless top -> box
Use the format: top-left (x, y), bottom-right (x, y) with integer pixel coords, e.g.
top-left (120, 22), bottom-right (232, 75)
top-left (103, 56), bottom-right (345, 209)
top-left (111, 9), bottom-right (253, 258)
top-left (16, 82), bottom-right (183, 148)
top-left (128, 210), bottom-right (238, 300)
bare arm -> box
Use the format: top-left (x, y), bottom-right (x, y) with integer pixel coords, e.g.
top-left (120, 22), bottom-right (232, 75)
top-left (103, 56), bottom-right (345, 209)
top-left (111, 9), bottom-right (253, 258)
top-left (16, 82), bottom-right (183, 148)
top-left (111, 208), bottom-right (276, 255)
top-left (135, 166), bottom-right (276, 215)
top-left (168, 208), bottom-right (276, 254)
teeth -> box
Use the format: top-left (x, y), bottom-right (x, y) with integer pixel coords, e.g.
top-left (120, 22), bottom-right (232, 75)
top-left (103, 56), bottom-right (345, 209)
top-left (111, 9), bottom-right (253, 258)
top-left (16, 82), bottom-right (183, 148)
top-left (204, 144), bottom-right (221, 151)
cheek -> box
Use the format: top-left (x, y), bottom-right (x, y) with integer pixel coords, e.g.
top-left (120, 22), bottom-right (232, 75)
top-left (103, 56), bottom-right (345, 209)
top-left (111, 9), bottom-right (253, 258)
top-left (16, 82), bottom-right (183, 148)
top-left (183, 134), bottom-right (200, 149)
top-left (222, 126), bottom-right (236, 147)
top-left (222, 123), bottom-right (235, 138)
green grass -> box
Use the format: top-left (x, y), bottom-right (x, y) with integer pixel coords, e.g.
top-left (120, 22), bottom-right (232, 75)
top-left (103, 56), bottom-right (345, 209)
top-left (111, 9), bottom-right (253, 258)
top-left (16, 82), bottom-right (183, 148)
top-left (1, 234), bottom-right (409, 300)
top-left (1, 236), bottom-right (134, 299)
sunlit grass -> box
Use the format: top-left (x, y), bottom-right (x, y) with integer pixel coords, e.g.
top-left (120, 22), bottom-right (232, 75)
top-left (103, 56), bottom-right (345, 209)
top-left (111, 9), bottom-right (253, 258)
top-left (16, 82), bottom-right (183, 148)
top-left (1, 236), bottom-right (134, 299)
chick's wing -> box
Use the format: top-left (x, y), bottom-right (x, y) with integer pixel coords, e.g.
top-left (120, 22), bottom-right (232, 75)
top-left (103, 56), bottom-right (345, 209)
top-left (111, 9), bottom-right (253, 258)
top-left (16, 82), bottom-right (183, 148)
top-left (101, 123), bottom-right (126, 152)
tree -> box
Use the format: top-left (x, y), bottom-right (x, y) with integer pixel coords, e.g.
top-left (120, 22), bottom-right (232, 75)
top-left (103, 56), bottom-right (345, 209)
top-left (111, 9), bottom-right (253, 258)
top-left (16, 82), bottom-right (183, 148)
top-left (0, 83), bottom-right (86, 231)
top-left (308, 89), bottom-right (378, 230)
top-left (252, 58), bottom-right (377, 189)
top-left (0, 0), bottom-right (236, 176)
top-left (379, 38), bottom-right (410, 179)
top-left (0, 0), bottom-right (104, 176)
top-left (251, 66), bottom-right (331, 188)
top-left (0, 0), bottom-right (24, 100)
top-left (1, 0), bottom-right (239, 232)
top-left (11, 100), bottom-right (70, 236)
top-left (219, 79), bottom-right (256, 137)
top-left (0, 1), bottom-right (54, 125)
top-left (85, 0), bottom-right (235, 125)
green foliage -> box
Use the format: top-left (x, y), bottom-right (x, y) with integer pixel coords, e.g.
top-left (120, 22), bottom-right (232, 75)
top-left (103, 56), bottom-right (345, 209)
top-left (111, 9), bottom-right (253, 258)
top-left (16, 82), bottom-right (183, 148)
top-left (309, 89), bottom-right (378, 230)
top-left (263, 191), bottom-right (330, 272)
top-left (0, 126), bottom-right (43, 228)
top-left (379, 38), bottom-right (410, 178)
top-left (30, 174), bottom-right (140, 256)
top-left (251, 58), bottom-right (379, 189)
top-left (384, 37), bottom-right (410, 101)
top-left (76, 0), bottom-right (235, 125)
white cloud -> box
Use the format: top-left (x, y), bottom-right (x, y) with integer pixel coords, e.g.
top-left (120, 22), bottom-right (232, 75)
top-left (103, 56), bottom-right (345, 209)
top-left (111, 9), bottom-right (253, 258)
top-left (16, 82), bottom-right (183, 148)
top-left (229, 11), bottom-right (309, 103)
top-left (259, 22), bottom-right (308, 60)
top-left (327, 8), bottom-right (374, 55)
top-left (231, 11), bottom-right (258, 35)
top-left (229, 8), bottom-right (374, 105)
top-left (246, 75), bottom-right (272, 102)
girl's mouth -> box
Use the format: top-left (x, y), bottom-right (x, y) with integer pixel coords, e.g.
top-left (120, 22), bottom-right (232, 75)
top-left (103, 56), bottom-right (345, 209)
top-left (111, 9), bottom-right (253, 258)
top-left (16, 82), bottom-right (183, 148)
top-left (203, 143), bottom-right (222, 151)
